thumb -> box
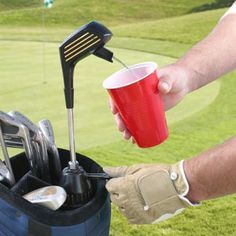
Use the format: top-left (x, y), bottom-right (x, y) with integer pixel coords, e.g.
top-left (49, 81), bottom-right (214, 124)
top-left (157, 69), bottom-right (175, 94)
top-left (103, 166), bottom-right (130, 178)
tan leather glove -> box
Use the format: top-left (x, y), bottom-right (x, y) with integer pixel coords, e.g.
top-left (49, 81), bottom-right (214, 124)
top-left (104, 161), bottom-right (198, 224)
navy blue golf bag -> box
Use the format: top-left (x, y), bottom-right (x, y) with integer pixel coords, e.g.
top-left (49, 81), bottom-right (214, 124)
top-left (0, 149), bottom-right (111, 236)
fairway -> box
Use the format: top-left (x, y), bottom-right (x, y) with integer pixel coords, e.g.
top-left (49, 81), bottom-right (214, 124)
top-left (0, 40), bottom-right (219, 150)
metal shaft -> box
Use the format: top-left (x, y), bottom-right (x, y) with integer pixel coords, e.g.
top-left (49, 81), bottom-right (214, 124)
top-left (67, 109), bottom-right (77, 167)
top-left (0, 124), bottom-right (15, 184)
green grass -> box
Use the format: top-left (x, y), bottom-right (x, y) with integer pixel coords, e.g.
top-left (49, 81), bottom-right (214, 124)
top-left (0, 0), bottom-right (40, 12)
top-left (0, 40), bottom-right (219, 150)
top-left (0, 0), bottom-right (219, 27)
top-left (112, 8), bottom-right (225, 44)
top-left (109, 37), bottom-right (192, 58)
top-left (1, 1), bottom-right (236, 235)
top-left (0, 8), bottom-right (226, 52)
top-left (0, 4), bottom-right (227, 57)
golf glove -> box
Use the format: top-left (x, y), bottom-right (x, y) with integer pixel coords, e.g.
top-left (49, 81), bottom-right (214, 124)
top-left (104, 161), bottom-right (198, 224)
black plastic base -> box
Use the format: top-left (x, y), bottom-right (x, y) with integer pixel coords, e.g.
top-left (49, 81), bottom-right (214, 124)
top-left (59, 165), bottom-right (94, 209)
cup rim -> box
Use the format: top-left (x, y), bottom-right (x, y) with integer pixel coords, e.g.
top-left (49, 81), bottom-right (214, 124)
top-left (103, 61), bottom-right (157, 89)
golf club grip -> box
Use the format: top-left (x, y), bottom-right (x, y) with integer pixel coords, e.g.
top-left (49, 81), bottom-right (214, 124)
top-left (64, 88), bottom-right (74, 109)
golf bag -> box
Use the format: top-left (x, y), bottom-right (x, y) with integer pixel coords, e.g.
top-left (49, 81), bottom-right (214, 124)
top-left (0, 149), bottom-right (111, 236)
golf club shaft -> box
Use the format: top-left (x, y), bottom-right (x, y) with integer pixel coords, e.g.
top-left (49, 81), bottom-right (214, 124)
top-left (67, 109), bottom-right (77, 166)
top-left (0, 124), bottom-right (15, 184)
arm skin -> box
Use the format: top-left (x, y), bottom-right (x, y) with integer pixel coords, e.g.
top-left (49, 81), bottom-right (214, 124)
top-left (177, 4), bottom-right (236, 202)
top-left (176, 4), bottom-right (236, 93)
top-left (113, 3), bottom-right (236, 138)
top-left (185, 137), bottom-right (236, 202)
top-left (109, 3), bottom-right (236, 203)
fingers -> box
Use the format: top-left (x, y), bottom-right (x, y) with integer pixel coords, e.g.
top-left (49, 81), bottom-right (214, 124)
top-left (106, 177), bottom-right (121, 192)
top-left (103, 165), bottom-right (138, 178)
top-left (114, 113), bottom-right (126, 132)
top-left (104, 163), bottom-right (157, 178)
top-left (158, 81), bottom-right (171, 94)
top-left (109, 97), bottom-right (132, 140)
top-left (105, 176), bottom-right (149, 224)
top-left (131, 137), bottom-right (136, 144)
top-left (114, 114), bottom-right (132, 139)
top-left (158, 70), bottom-right (174, 95)
top-left (157, 65), bottom-right (189, 111)
top-left (106, 178), bottom-right (127, 210)
top-left (103, 166), bottom-right (130, 178)
top-left (157, 66), bottom-right (178, 95)
top-left (109, 96), bottom-right (118, 114)
top-left (123, 129), bottom-right (132, 140)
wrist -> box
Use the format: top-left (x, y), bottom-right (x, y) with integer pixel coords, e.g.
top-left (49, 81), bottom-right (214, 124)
top-left (184, 159), bottom-right (203, 203)
top-left (171, 160), bottom-right (200, 206)
top-left (175, 52), bottom-right (205, 93)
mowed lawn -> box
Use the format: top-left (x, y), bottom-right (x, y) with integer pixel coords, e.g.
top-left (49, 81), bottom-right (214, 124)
top-left (0, 2), bottom-right (236, 236)
top-left (0, 40), bottom-right (219, 150)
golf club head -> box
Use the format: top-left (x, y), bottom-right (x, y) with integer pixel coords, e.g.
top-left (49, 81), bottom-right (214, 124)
top-left (23, 186), bottom-right (67, 210)
top-left (0, 123), bottom-right (15, 184)
top-left (0, 111), bottom-right (37, 176)
top-left (59, 21), bottom-right (113, 109)
top-left (2, 140), bottom-right (23, 149)
top-left (38, 119), bottom-right (55, 145)
top-left (8, 111), bottom-right (50, 181)
top-left (8, 111), bottom-right (38, 136)
top-left (38, 119), bottom-right (62, 181)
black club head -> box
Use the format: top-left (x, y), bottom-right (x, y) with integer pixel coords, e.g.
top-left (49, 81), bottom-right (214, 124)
top-left (59, 21), bottom-right (113, 109)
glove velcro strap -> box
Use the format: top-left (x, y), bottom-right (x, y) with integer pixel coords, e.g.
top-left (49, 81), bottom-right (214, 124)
top-left (137, 170), bottom-right (189, 213)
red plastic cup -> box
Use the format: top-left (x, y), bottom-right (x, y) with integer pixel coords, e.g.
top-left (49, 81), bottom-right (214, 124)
top-left (103, 62), bottom-right (168, 148)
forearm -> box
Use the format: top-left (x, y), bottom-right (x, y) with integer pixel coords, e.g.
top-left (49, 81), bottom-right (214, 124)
top-left (176, 3), bottom-right (236, 92)
top-left (185, 136), bottom-right (236, 202)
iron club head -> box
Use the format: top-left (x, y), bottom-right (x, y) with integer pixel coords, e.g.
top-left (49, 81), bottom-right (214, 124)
top-left (0, 123), bottom-right (15, 184)
top-left (0, 111), bottom-right (37, 176)
top-left (23, 186), bottom-right (67, 210)
top-left (38, 119), bottom-right (62, 181)
top-left (0, 159), bottom-right (15, 187)
top-left (8, 111), bottom-right (50, 181)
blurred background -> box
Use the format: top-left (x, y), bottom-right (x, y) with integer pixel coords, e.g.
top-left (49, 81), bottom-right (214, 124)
top-left (0, 1), bottom-right (235, 235)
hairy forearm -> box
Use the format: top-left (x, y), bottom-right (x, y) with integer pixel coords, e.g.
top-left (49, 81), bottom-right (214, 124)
top-left (185, 136), bottom-right (236, 202)
top-left (176, 4), bottom-right (236, 92)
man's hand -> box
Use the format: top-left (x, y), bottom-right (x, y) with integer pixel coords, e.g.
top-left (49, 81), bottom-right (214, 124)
top-left (104, 161), bottom-right (197, 224)
top-left (109, 64), bottom-right (191, 141)
top-left (158, 64), bottom-right (190, 110)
